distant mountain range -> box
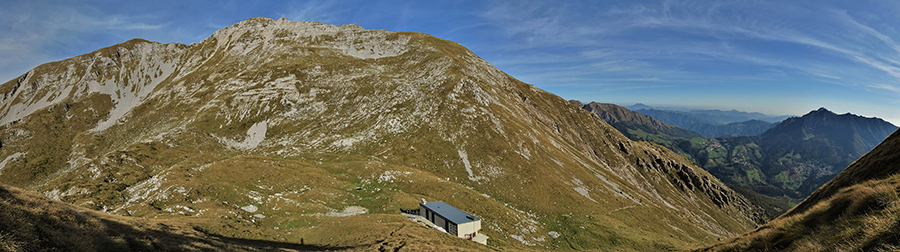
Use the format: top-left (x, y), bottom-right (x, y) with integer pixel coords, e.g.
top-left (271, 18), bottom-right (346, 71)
top-left (627, 103), bottom-right (791, 124)
top-left (571, 101), bottom-right (702, 139)
top-left (626, 104), bottom-right (790, 138)
top-left (576, 102), bottom-right (898, 218)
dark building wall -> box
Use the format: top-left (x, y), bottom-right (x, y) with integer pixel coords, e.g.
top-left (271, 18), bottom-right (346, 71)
top-left (449, 223), bottom-right (458, 236)
top-left (420, 204), bottom-right (463, 236)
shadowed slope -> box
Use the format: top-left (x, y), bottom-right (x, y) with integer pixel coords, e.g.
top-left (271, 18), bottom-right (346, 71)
top-left (786, 128), bottom-right (900, 216)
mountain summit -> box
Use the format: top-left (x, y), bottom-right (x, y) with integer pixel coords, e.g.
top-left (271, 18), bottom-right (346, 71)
top-left (688, 107), bottom-right (897, 199)
top-left (764, 107), bottom-right (897, 157)
top-left (0, 17), bottom-right (760, 250)
top-left (756, 108), bottom-right (898, 194)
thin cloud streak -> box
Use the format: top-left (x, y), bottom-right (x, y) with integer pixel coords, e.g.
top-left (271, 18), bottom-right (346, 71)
top-left (869, 83), bottom-right (900, 94)
top-left (0, 2), bottom-right (172, 82)
top-left (475, 1), bottom-right (900, 99)
top-left (280, 1), bottom-right (343, 24)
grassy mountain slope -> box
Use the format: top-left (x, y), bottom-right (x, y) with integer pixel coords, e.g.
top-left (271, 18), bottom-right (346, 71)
top-left (0, 182), bottom-right (485, 252)
top-left (701, 128), bottom-right (900, 251)
top-left (0, 17), bottom-right (761, 251)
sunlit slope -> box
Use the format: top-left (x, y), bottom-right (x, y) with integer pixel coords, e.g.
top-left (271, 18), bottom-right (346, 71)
top-left (0, 17), bottom-right (761, 250)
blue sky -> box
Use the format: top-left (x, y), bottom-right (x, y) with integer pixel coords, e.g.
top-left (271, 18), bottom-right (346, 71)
top-left (2, 0), bottom-right (899, 124)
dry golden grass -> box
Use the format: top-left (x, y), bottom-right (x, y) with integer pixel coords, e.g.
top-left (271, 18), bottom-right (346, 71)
top-left (0, 182), bottom-right (495, 252)
top-left (700, 172), bottom-right (900, 252)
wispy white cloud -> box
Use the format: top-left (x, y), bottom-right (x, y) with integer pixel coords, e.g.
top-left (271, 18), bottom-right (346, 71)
top-left (854, 56), bottom-right (900, 80)
top-left (476, 1), bottom-right (900, 91)
top-left (280, 1), bottom-right (344, 24)
top-left (591, 60), bottom-right (652, 73)
top-left (868, 83), bottom-right (900, 94)
top-left (830, 9), bottom-right (900, 55)
top-left (0, 2), bottom-right (170, 82)
top-left (580, 49), bottom-right (616, 59)
top-left (811, 71), bottom-right (842, 80)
